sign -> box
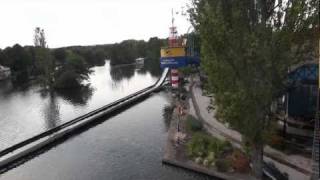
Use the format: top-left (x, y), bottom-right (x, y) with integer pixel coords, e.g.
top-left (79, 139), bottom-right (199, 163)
top-left (161, 47), bottom-right (186, 57)
top-left (160, 56), bottom-right (200, 69)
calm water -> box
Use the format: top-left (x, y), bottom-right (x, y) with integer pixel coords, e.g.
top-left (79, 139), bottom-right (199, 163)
top-left (0, 61), bottom-right (158, 150)
top-left (0, 65), bottom-right (209, 180)
top-left (0, 92), bottom-right (211, 180)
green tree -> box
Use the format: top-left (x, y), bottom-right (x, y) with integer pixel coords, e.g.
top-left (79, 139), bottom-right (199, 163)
top-left (190, 0), bottom-right (319, 178)
top-left (53, 48), bottom-right (67, 65)
top-left (0, 49), bottom-right (11, 67)
top-left (54, 51), bottom-right (90, 89)
top-left (3, 44), bottom-right (33, 82)
top-left (33, 27), bottom-right (56, 89)
top-left (34, 27), bottom-right (47, 48)
top-left (35, 47), bottom-right (55, 88)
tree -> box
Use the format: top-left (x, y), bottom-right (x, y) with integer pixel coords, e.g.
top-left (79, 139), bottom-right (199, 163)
top-left (34, 27), bottom-right (47, 48)
top-left (3, 44), bottom-right (33, 82)
top-left (189, 0), bottom-right (319, 178)
top-left (33, 27), bottom-right (56, 89)
top-left (0, 49), bottom-right (11, 67)
top-left (54, 51), bottom-right (90, 89)
top-left (35, 47), bottom-right (55, 88)
top-left (53, 48), bottom-right (67, 64)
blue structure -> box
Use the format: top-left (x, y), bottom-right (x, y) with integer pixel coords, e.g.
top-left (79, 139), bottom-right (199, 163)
top-left (288, 63), bottom-right (318, 85)
top-left (160, 56), bottom-right (200, 69)
top-left (287, 63), bottom-right (318, 118)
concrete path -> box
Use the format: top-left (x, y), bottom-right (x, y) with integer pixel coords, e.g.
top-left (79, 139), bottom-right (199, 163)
top-left (189, 75), bottom-right (312, 180)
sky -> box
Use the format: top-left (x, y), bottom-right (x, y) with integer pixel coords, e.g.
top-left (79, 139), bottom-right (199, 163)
top-left (0, 0), bottom-right (192, 49)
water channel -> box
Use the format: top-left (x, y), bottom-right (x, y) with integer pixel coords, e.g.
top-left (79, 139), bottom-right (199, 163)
top-left (0, 61), bottom-right (211, 179)
top-left (0, 61), bottom-right (158, 150)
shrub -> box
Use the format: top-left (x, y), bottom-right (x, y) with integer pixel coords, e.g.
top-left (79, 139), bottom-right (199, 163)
top-left (187, 133), bottom-right (209, 157)
top-left (231, 149), bottom-right (250, 173)
top-left (215, 159), bottom-right (231, 172)
top-left (204, 151), bottom-right (215, 166)
top-left (187, 132), bottom-right (231, 164)
top-left (186, 115), bottom-right (203, 132)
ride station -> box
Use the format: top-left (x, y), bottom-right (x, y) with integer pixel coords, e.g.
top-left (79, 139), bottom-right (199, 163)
top-left (160, 11), bottom-right (200, 89)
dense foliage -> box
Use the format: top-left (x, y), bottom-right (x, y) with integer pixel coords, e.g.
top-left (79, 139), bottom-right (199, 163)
top-left (189, 0), bottom-right (319, 177)
top-left (0, 36), bottom-right (165, 88)
top-left (109, 37), bottom-right (166, 65)
top-left (0, 44), bottom-right (94, 89)
top-left (54, 51), bottom-right (91, 89)
top-left (187, 132), bottom-right (232, 168)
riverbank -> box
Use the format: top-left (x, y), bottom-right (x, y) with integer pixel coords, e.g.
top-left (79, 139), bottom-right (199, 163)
top-left (162, 73), bottom-right (311, 180)
top-left (162, 82), bottom-right (256, 180)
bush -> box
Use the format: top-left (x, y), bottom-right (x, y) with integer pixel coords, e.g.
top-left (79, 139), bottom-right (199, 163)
top-left (215, 159), bottom-right (231, 172)
top-left (231, 149), bottom-right (250, 173)
top-left (180, 66), bottom-right (194, 76)
top-left (186, 115), bottom-right (203, 132)
top-left (187, 132), bottom-right (230, 162)
top-left (187, 133), bottom-right (208, 157)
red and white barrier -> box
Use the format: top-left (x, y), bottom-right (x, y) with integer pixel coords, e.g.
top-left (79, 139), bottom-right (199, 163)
top-left (171, 69), bottom-right (179, 88)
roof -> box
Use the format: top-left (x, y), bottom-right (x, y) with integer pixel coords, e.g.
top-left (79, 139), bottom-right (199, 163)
top-left (288, 62), bottom-right (318, 85)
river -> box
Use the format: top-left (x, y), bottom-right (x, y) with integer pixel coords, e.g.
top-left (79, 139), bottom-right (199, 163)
top-left (0, 61), bottom-right (211, 179)
top-left (0, 61), bottom-right (158, 150)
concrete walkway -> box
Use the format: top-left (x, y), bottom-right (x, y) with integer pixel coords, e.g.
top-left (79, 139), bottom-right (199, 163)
top-left (189, 75), bottom-right (312, 180)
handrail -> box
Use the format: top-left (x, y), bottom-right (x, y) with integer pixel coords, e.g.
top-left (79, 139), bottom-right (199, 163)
top-left (0, 68), bottom-right (169, 158)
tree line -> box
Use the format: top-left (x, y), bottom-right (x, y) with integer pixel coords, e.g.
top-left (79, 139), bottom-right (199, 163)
top-left (0, 30), bottom-right (166, 89)
top-left (0, 44), bottom-right (104, 88)
top-left (109, 37), bottom-right (166, 65)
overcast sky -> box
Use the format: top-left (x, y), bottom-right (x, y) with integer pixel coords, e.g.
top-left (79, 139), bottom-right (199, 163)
top-left (0, 0), bottom-right (191, 49)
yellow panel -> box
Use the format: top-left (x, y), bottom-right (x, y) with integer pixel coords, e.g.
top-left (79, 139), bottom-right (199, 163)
top-left (161, 47), bottom-right (185, 58)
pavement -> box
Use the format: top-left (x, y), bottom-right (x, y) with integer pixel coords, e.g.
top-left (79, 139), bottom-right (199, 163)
top-left (189, 75), bottom-right (312, 180)
top-left (163, 91), bottom-right (257, 180)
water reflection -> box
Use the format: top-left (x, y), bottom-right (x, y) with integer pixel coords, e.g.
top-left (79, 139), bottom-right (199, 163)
top-left (41, 92), bottom-right (60, 129)
top-left (109, 59), bottom-right (162, 83)
top-left (162, 104), bottom-right (174, 131)
top-left (109, 64), bottom-right (136, 90)
top-left (0, 61), bottom-right (159, 150)
top-left (56, 85), bottom-right (93, 106)
top-left (143, 58), bottom-right (162, 77)
top-left (110, 64), bottom-right (135, 82)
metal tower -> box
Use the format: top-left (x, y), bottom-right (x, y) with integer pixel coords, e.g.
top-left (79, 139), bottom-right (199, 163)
top-left (168, 9), bottom-right (179, 47)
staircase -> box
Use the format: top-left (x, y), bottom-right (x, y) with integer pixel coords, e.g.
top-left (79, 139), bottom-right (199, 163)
top-left (311, 111), bottom-right (320, 180)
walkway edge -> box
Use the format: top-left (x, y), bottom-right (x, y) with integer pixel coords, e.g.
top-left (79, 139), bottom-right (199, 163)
top-left (189, 80), bottom-right (312, 176)
top-left (162, 158), bottom-right (226, 180)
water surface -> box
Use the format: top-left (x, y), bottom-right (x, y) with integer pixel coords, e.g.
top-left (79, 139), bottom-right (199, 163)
top-left (0, 92), bottom-right (211, 180)
top-left (0, 61), bottom-right (157, 150)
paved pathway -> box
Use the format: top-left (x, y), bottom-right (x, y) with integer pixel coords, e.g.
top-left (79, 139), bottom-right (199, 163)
top-left (189, 75), bottom-right (312, 180)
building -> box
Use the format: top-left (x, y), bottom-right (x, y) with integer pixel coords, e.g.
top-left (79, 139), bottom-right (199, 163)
top-left (275, 61), bottom-right (317, 152)
top-left (0, 65), bottom-right (11, 80)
